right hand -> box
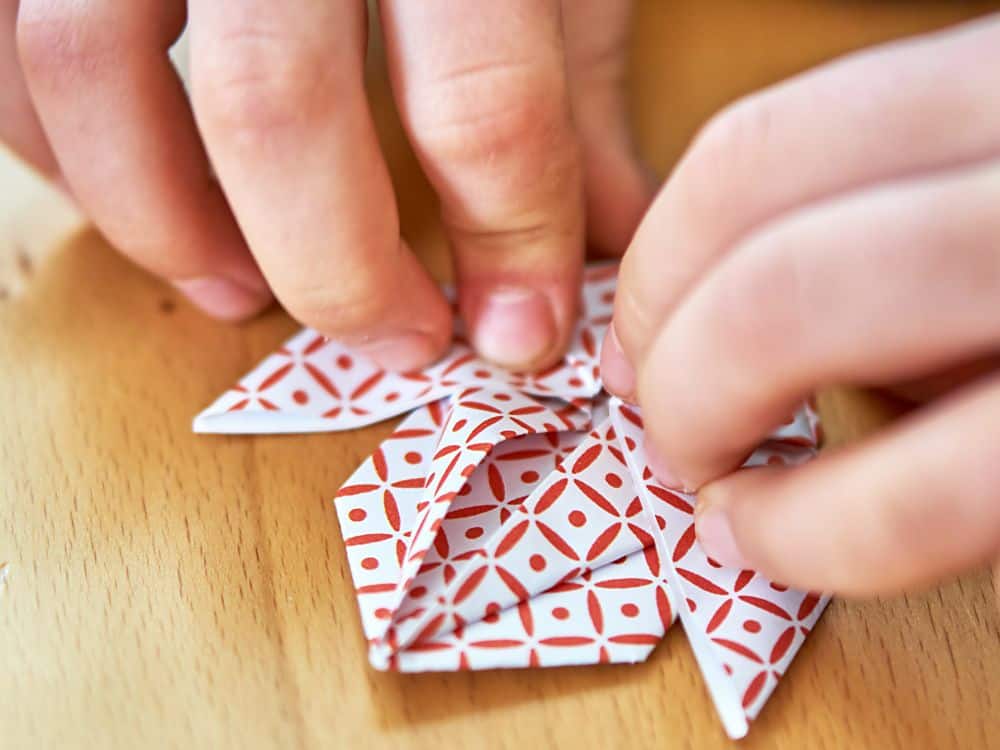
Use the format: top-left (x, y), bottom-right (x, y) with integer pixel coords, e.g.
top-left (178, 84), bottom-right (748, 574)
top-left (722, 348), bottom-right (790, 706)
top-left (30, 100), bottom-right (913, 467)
top-left (602, 15), bottom-right (1000, 598)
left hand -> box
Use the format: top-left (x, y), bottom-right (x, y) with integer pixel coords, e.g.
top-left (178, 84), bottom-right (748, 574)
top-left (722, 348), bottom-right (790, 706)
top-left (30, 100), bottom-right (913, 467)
top-left (2, 0), bottom-right (651, 373)
top-left (601, 16), bottom-right (1000, 598)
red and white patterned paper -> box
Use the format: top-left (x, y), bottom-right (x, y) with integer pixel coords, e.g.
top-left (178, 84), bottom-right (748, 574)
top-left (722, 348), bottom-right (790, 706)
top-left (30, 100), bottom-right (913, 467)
top-left (195, 264), bottom-right (828, 739)
top-left (194, 266), bottom-right (615, 434)
top-left (610, 400), bottom-right (826, 738)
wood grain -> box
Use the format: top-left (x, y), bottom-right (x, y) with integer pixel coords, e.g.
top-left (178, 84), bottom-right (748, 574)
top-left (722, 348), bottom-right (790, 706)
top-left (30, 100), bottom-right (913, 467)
top-left (3, 2), bottom-right (999, 748)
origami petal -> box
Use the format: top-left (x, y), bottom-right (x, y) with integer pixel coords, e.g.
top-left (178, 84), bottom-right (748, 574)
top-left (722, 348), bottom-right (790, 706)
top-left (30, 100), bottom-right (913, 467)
top-left (382, 429), bottom-right (587, 646)
top-left (198, 261), bottom-right (829, 739)
top-left (373, 389), bottom-right (593, 657)
top-left (334, 398), bottom-right (677, 671)
top-left (193, 263), bottom-right (617, 435)
top-left (395, 546), bottom-right (675, 671)
top-left (395, 411), bottom-right (659, 654)
top-left (609, 399), bottom-right (828, 739)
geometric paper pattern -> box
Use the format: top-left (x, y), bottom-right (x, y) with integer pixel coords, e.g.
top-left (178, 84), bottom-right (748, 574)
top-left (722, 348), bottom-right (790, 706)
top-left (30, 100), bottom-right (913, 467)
top-left (195, 264), bottom-right (827, 738)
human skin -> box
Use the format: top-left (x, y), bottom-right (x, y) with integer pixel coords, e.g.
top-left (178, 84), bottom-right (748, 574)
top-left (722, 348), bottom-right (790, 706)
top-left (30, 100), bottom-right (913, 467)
top-left (6, 2), bottom-right (997, 601)
top-left (2, 0), bottom-right (652, 371)
top-left (601, 15), bottom-right (1000, 599)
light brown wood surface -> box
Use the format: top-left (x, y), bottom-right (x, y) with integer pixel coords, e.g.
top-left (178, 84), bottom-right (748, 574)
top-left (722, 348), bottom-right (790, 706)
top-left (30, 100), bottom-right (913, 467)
top-left (3, 2), bottom-right (999, 748)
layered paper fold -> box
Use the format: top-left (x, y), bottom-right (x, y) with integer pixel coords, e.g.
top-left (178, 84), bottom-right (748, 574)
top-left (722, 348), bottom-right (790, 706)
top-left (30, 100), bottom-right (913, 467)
top-left (195, 264), bottom-right (828, 738)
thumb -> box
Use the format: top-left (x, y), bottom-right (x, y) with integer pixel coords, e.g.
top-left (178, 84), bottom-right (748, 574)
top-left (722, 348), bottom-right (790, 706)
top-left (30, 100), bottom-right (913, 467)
top-left (694, 376), bottom-right (1000, 595)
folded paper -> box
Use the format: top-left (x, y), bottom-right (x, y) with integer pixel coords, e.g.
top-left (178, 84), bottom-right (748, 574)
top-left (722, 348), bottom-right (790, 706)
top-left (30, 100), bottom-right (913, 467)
top-left (195, 264), bottom-right (828, 739)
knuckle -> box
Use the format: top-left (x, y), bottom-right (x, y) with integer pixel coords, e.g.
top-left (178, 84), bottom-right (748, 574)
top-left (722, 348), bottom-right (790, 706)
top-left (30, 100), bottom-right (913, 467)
top-left (676, 94), bottom-right (777, 221)
top-left (692, 94), bottom-right (777, 171)
top-left (405, 63), bottom-right (582, 232)
top-left (408, 63), bottom-right (573, 168)
top-left (17, 2), bottom-right (177, 84)
top-left (17, 5), bottom-right (112, 83)
top-left (193, 30), bottom-right (348, 142)
top-left (612, 270), bottom-right (659, 354)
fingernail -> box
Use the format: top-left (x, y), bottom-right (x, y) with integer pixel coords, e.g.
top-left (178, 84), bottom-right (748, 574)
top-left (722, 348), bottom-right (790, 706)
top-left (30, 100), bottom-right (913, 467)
top-left (356, 331), bottom-right (441, 372)
top-left (174, 276), bottom-right (272, 321)
top-left (600, 325), bottom-right (636, 400)
top-left (473, 286), bottom-right (557, 370)
top-left (695, 504), bottom-right (751, 570)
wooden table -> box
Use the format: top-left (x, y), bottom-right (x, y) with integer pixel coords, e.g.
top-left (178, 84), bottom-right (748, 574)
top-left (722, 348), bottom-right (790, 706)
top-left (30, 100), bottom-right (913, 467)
top-left (3, 2), bottom-right (999, 748)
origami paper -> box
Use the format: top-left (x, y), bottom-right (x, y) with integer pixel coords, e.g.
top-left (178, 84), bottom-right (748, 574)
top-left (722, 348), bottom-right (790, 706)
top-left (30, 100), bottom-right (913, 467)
top-left (195, 264), bottom-right (828, 739)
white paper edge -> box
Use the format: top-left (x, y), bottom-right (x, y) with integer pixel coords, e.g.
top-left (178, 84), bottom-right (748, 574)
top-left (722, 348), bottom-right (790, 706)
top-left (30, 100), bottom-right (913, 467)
top-left (609, 400), bottom-right (749, 740)
top-left (191, 389), bottom-right (451, 435)
top-left (192, 379), bottom-right (600, 436)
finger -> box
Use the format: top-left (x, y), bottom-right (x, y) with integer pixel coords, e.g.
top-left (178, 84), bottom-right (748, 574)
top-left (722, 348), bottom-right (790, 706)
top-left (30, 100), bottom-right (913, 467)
top-left (17, 0), bottom-right (272, 320)
top-left (562, 0), bottom-right (654, 256)
top-left (883, 354), bottom-right (1000, 404)
top-left (380, 0), bottom-right (584, 371)
top-left (604, 16), bottom-right (1000, 395)
top-left (638, 160), bottom-right (1000, 491)
top-left (1, 0), bottom-right (58, 179)
top-left (693, 374), bottom-right (1000, 595)
top-left (188, 0), bottom-right (451, 370)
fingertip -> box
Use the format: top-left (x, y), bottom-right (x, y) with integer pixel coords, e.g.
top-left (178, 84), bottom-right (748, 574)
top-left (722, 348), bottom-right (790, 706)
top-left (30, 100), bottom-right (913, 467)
top-left (599, 324), bottom-right (637, 401)
top-left (636, 366), bottom-right (718, 493)
top-left (696, 464), bottom-right (873, 594)
top-left (695, 467), bottom-right (786, 574)
top-left (356, 329), bottom-right (451, 373)
top-left (635, 309), bottom-right (783, 498)
top-left (174, 276), bottom-right (273, 322)
top-left (468, 285), bottom-right (561, 372)
top-left (642, 435), bottom-right (689, 492)
top-left (342, 269), bottom-right (454, 373)
top-left (693, 500), bottom-right (752, 570)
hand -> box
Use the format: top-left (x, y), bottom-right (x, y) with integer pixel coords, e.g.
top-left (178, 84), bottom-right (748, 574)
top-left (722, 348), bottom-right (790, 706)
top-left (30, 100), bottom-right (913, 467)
top-left (1, 0), bottom-right (652, 371)
top-left (601, 16), bottom-right (1000, 598)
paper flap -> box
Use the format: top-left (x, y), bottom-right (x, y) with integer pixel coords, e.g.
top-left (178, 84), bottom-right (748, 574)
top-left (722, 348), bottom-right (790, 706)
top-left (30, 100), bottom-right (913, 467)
top-left (610, 399), bottom-right (829, 738)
